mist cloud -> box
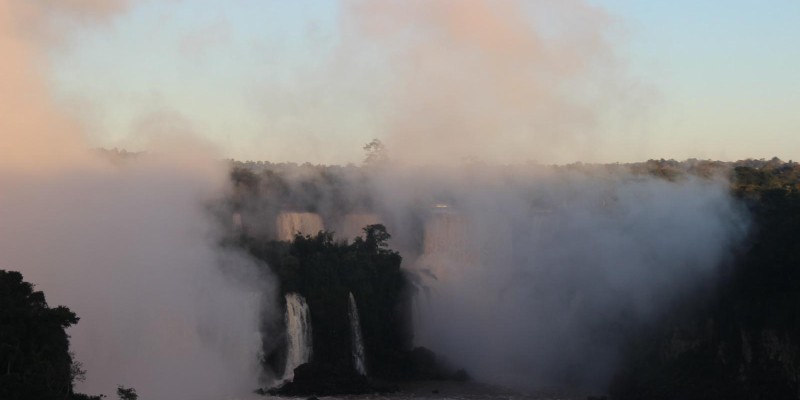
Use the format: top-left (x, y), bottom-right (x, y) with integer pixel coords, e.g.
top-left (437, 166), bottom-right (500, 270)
top-left (0, 1), bottom-right (271, 398)
top-left (394, 169), bottom-right (747, 390)
top-left (253, 0), bottom-right (632, 165)
top-left (231, 161), bottom-right (748, 391)
top-left (0, 158), bottom-right (271, 398)
top-left (1, 0), bottom-right (750, 396)
top-left (346, 0), bottom-right (615, 164)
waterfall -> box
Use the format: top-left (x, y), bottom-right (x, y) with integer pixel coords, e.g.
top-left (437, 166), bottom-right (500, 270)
top-left (340, 213), bottom-right (381, 241)
top-left (416, 212), bottom-right (475, 281)
top-left (284, 293), bottom-right (313, 380)
top-left (348, 292), bottom-right (368, 376)
top-left (276, 212), bottom-right (325, 241)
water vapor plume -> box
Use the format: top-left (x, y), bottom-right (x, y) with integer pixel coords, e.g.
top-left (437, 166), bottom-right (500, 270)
top-left (0, 1), bottom-right (272, 398)
top-left (401, 170), bottom-right (748, 390)
top-left (330, 0), bottom-right (624, 165)
top-left (0, 0), bottom-right (91, 169)
top-left (233, 161), bottom-right (749, 391)
top-left (1, 0), bottom-right (753, 395)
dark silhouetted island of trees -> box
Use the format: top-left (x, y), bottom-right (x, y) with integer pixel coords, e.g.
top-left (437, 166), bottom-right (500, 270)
top-left (0, 270), bottom-right (99, 400)
top-left (237, 225), bottom-right (466, 396)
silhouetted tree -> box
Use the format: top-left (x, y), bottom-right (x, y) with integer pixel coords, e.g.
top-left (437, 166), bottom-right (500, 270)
top-left (116, 385), bottom-right (137, 400)
top-left (362, 139), bottom-right (389, 166)
top-left (0, 270), bottom-right (97, 400)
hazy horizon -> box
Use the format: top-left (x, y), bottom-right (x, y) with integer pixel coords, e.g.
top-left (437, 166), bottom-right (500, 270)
top-left (0, 1), bottom-right (796, 399)
top-left (1, 0), bottom-right (795, 165)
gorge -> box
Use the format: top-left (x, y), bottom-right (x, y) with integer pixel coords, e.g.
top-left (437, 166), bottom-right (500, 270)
top-left (223, 158), bottom-right (800, 399)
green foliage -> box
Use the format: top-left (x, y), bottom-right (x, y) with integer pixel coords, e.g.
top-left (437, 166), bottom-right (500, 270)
top-left (0, 270), bottom-right (91, 400)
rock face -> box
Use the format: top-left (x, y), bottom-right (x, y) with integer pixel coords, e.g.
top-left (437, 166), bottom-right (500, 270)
top-left (267, 363), bottom-right (396, 396)
top-left (265, 347), bottom-right (468, 397)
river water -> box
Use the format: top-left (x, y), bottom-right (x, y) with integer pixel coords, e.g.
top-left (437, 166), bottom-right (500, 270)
top-left (227, 381), bottom-right (587, 400)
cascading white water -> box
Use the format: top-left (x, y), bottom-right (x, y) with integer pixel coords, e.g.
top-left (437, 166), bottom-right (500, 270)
top-left (276, 212), bottom-right (325, 241)
top-left (416, 211), bottom-right (475, 281)
top-left (348, 292), bottom-right (368, 376)
top-left (284, 293), bottom-right (313, 380)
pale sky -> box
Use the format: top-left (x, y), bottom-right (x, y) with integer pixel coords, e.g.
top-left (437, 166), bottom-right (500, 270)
top-left (48, 0), bottom-right (800, 164)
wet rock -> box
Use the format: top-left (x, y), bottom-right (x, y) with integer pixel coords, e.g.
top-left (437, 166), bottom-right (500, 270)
top-left (266, 362), bottom-right (398, 397)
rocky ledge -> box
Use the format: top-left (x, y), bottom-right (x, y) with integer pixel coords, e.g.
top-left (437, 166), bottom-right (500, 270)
top-left (262, 363), bottom-right (399, 397)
